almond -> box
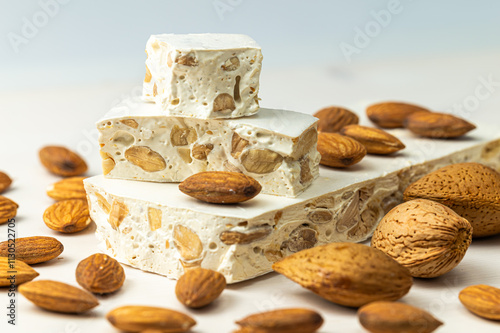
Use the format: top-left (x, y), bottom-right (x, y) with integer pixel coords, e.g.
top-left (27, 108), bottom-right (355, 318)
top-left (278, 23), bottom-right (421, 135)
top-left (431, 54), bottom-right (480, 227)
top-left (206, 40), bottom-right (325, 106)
top-left (340, 124), bottom-right (405, 155)
top-left (235, 308), bottom-right (324, 333)
top-left (76, 253), bottom-right (125, 294)
top-left (358, 301), bottom-right (443, 333)
top-left (0, 171), bottom-right (12, 194)
top-left (43, 199), bottom-right (92, 233)
top-left (0, 257), bottom-right (39, 286)
top-left (272, 242), bottom-right (412, 307)
top-left (313, 106), bottom-right (359, 133)
top-left (404, 112), bottom-right (476, 138)
top-left (366, 102), bottom-right (430, 128)
top-left (125, 146), bottom-right (167, 172)
top-left (175, 267), bottom-right (226, 308)
top-left (241, 149), bottom-right (284, 174)
top-left (179, 171), bottom-right (262, 204)
top-left (317, 132), bottom-right (366, 168)
top-left (39, 146), bottom-right (88, 177)
top-left (459, 284), bottom-right (500, 320)
top-left (46, 176), bottom-right (87, 201)
top-left (19, 280), bottom-right (99, 313)
top-left (0, 196), bottom-right (18, 225)
top-left (372, 199), bottom-right (472, 278)
top-left (106, 305), bottom-right (196, 332)
top-left (0, 236), bottom-right (63, 264)
top-left (404, 162), bottom-right (500, 237)
top-left (220, 228), bottom-right (271, 245)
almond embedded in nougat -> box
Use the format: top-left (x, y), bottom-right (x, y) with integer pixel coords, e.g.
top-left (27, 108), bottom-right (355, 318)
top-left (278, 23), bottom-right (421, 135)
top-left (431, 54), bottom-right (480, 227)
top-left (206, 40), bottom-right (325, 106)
top-left (313, 106), bottom-right (359, 133)
top-left (366, 102), bottom-right (430, 128)
top-left (39, 146), bottom-right (88, 177)
top-left (340, 124), bottom-right (405, 155)
top-left (317, 132), bottom-right (366, 168)
top-left (404, 112), bottom-right (476, 138)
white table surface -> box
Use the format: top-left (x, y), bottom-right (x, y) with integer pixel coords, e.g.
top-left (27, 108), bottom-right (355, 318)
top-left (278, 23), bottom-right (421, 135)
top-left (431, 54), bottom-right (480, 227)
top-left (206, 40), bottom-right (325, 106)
top-left (1, 51), bottom-right (500, 332)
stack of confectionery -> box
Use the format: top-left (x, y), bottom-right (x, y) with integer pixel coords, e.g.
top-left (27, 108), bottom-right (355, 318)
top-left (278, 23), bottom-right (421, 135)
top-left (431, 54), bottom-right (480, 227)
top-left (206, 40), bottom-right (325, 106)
top-left (84, 34), bottom-right (321, 283)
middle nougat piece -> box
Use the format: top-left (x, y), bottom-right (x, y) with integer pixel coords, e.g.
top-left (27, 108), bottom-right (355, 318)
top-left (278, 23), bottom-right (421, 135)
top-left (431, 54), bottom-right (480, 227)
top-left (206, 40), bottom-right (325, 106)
top-left (143, 33), bottom-right (263, 119)
top-left (98, 100), bottom-right (320, 197)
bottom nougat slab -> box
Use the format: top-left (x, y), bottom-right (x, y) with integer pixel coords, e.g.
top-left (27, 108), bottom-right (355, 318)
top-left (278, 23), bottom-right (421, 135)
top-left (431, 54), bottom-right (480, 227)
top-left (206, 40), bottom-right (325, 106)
top-left (84, 125), bottom-right (500, 283)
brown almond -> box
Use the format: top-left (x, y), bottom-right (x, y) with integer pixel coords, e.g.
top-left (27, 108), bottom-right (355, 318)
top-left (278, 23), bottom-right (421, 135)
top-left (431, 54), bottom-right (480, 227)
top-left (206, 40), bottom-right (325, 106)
top-left (19, 280), bottom-right (99, 313)
top-left (0, 196), bottom-right (18, 225)
top-left (46, 176), bottom-right (87, 201)
top-left (358, 301), bottom-right (443, 333)
top-left (175, 267), bottom-right (226, 308)
top-left (272, 242), bottom-right (412, 308)
top-left (76, 253), bottom-right (125, 294)
top-left (367, 102), bottom-right (430, 128)
top-left (0, 257), bottom-right (39, 286)
top-left (459, 284), bottom-right (500, 320)
top-left (106, 305), bottom-right (196, 332)
top-left (39, 146), bottom-right (88, 177)
top-left (340, 124), bottom-right (405, 155)
top-left (313, 106), bottom-right (359, 133)
top-left (235, 308), bottom-right (324, 333)
top-left (0, 236), bottom-right (63, 264)
top-left (220, 228), bottom-right (271, 245)
top-left (0, 171), bottom-right (12, 194)
top-left (404, 112), bottom-right (476, 138)
top-left (43, 199), bottom-right (92, 233)
top-left (179, 171), bottom-right (262, 204)
top-left (317, 132), bottom-right (366, 168)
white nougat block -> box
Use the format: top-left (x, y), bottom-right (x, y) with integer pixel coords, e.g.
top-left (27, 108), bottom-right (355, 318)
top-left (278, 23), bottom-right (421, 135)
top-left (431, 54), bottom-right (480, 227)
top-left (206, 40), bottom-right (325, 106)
top-left (98, 100), bottom-right (320, 197)
top-left (143, 33), bottom-right (263, 119)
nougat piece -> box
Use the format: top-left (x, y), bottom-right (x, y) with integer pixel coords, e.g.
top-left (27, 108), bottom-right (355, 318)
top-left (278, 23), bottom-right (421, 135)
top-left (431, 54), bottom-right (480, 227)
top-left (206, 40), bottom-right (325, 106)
top-left (143, 33), bottom-right (262, 119)
top-left (97, 100), bottom-right (320, 197)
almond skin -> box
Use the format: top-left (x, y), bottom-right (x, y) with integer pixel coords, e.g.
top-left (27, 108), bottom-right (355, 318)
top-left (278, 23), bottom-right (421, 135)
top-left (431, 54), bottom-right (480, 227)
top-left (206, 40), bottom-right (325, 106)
top-left (179, 171), bottom-right (262, 204)
top-left (46, 176), bottom-right (87, 201)
top-left (459, 284), bottom-right (500, 320)
top-left (404, 112), bottom-right (476, 138)
top-left (404, 162), bottom-right (500, 237)
top-left (19, 280), bottom-right (99, 313)
top-left (313, 106), bottom-right (359, 133)
top-left (0, 196), bottom-right (18, 225)
top-left (317, 132), bottom-right (366, 168)
top-left (0, 236), bottom-right (63, 264)
top-left (235, 308), bottom-right (324, 333)
top-left (175, 267), bottom-right (226, 308)
top-left (366, 102), bottom-right (430, 128)
top-left (372, 199), bottom-right (472, 278)
top-left (358, 301), bottom-right (443, 333)
top-left (76, 253), bottom-right (125, 294)
top-left (43, 199), bottom-right (92, 233)
top-left (272, 242), bottom-right (412, 308)
top-left (0, 257), bottom-right (39, 286)
top-left (106, 305), bottom-right (196, 332)
top-left (0, 171), bottom-right (12, 194)
top-left (340, 124), bottom-right (405, 155)
top-left (39, 145), bottom-right (88, 177)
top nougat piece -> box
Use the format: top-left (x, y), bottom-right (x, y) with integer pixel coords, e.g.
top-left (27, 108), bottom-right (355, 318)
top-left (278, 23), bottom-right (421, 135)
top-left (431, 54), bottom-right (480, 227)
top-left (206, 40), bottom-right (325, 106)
top-left (143, 33), bottom-right (263, 119)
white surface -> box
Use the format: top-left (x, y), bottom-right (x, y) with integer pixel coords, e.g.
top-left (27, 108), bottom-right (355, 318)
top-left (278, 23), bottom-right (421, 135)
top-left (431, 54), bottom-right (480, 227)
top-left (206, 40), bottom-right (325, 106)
top-left (150, 34), bottom-right (261, 51)
top-left (1, 53), bottom-right (500, 332)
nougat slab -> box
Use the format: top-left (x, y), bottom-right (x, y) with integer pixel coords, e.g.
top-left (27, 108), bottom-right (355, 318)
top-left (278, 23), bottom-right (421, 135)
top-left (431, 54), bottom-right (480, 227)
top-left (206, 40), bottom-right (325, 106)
top-left (98, 100), bottom-right (320, 197)
top-left (85, 125), bottom-right (500, 283)
top-left (143, 33), bottom-right (262, 119)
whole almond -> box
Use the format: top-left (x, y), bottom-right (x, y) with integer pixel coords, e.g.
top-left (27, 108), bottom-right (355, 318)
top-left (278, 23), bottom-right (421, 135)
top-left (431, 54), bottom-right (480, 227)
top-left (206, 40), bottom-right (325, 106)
top-left (39, 145), bottom-right (88, 177)
top-left (76, 253), bottom-right (125, 294)
top-left (404, 162), bottom-right (500, 237)
top-left (340, 124), bottom-right (405, 155)
top-left (272, 242), bottom-right (412, 307)
top-left (358, 301), bottom-right (443, 333)
top-left (235, 308), bottom-right (324, 333)
top-left (179, 171), bottom-right (262, 204)
top-left (367, 102), bottom-right (430, 128)
top-left (0, 171), bottom-right (12, 194)
top-left (46, 176), bottom-right (87, 201)
top-left (404, 112), bottom-right (476, 138)
top-left (175, 267), bottom-right (226, 308)
top-left (313, 106), bottom-right (359, 133)
top-left (0, 257), bottom-right (39, 286)
top-left (43, 199), bottom-right (92, 233)
top-left (0, 236), bottom-right (63, 264)
top-left (372, 199), bottom-right (472, 278)
top-left (19, 280), bottom-right (99, 313)
top-left (0, 196), bottom-right (18, 225)
top-left (459, 284), bottom-right (500, 320)
top-left (106, 305), bottom-right (196, 332)
top-left (317, 132), bottom-right (366, 168)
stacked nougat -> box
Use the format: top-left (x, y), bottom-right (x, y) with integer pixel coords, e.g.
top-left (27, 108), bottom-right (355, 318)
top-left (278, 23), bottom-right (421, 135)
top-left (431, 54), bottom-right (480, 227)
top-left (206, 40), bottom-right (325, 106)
top-left (84, 34), bottom-right (321, 282)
